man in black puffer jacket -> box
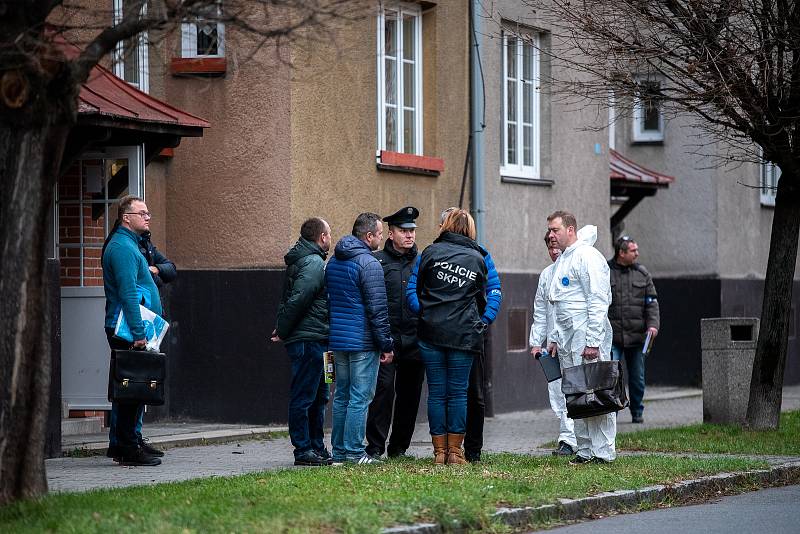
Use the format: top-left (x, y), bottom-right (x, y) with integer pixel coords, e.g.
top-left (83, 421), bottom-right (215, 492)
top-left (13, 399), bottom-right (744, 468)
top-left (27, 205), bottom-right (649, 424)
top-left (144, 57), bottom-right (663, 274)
top-left (138, 231), bottom-right (177, 288)
top-left (272, 218), bottom-right (332, 466)
top-left (365, 207), bottom-right (423, 459)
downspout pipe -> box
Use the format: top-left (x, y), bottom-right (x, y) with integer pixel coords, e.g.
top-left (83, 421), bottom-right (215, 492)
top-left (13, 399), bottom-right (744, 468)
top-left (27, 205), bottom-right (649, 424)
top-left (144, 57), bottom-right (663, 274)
top-left (470, 0), bottom-right (493, 418)
top-left (470, 0), bottom-right (485, 244)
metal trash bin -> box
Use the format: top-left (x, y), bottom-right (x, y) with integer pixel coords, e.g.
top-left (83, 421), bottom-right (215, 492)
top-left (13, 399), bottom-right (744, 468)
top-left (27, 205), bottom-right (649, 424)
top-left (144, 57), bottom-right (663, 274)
top-left (700, 317), bottom-right (759, 424)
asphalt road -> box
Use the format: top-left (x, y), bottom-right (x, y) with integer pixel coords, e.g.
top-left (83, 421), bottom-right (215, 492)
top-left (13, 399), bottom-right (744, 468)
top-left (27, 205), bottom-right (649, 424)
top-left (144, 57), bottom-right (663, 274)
top-left (537, 484), bottom-right (800, 534)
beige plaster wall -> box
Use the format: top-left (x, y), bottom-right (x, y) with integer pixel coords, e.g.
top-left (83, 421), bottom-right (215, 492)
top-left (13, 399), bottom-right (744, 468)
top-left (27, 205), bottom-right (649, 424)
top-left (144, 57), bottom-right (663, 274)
top-left (288, 1), bottom-right (470, 250)
top-left (480, 3), bottom-right (612, 275)
top-left (163, 30), bottom-right (293, 269)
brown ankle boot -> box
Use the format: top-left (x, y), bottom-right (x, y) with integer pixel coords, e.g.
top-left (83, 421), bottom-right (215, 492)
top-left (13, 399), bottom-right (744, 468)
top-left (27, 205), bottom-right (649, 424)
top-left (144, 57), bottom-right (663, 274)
top-left (446, 433), bottom-right (468, 465)
top-left (432, 435), bottom-right (447, 465)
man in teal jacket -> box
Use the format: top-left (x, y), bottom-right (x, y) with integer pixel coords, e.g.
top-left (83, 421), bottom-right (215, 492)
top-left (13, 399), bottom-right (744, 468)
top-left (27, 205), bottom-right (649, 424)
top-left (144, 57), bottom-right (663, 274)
top-left (102, 195), bottom-right (162, 466)
top-left (272, 218), bottom-right (332, 466)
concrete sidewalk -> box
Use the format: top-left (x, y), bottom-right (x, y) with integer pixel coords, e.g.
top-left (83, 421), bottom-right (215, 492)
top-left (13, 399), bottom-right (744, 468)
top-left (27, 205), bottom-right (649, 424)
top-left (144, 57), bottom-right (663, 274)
top-left (47, 385), bottom-right (800, 493)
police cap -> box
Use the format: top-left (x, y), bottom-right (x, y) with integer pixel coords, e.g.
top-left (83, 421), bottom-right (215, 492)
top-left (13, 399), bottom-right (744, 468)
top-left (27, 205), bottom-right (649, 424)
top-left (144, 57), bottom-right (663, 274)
top-left (382, 206), bottom-right (419, 229)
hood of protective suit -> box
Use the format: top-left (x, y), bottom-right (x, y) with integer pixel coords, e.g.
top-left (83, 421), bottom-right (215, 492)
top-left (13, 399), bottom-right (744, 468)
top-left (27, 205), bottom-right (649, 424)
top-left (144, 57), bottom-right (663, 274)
top-left (575, 225), bottom-right (598, 247)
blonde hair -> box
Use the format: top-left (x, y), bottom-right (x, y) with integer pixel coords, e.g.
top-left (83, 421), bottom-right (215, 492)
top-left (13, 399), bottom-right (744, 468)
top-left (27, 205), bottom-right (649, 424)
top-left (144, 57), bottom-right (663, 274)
top-left (440, 209), bottom-right (476, 240)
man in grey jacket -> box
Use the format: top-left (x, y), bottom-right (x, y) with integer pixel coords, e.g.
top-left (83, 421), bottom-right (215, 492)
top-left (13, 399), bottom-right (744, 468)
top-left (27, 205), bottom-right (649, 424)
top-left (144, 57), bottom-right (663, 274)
top-left (607, 236), bottom-right (660, 424)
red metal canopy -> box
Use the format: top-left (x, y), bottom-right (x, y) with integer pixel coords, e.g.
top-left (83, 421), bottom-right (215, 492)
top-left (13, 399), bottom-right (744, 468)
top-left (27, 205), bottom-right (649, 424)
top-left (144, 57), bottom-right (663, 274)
top-left (78, 65), bottom-right (209, 130)
top-left (610, 149), bottom-right (674, 186)
top-left (56, 35), bottom-right (208, 131)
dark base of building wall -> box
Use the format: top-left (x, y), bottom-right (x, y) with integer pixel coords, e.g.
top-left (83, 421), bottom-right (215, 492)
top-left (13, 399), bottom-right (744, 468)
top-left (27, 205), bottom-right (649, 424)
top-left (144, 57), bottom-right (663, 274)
top-left (148, 269), bottom-right (800, 424)
top-left (154, 269), bottom-right (291, 424)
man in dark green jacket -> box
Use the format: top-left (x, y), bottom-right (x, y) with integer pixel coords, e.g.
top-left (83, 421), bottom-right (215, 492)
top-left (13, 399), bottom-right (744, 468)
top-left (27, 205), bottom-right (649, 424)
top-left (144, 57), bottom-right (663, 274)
top-left (272, 217), bottom-right (332, 466)
top-left (608, 236), bottom-right (660, 424)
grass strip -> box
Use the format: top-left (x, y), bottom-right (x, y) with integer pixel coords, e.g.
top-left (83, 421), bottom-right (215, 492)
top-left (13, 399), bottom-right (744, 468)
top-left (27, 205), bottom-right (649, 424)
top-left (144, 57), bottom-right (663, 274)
top-left (1, 454), bottom-right (764, 533)
top-left (618, 410), bottom-right (800, 455)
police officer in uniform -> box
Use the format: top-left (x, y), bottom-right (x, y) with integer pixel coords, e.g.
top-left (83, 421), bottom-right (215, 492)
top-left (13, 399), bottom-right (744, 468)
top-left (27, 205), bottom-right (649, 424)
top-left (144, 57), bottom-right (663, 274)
top-left (365, 207), bottom-right (425, 458)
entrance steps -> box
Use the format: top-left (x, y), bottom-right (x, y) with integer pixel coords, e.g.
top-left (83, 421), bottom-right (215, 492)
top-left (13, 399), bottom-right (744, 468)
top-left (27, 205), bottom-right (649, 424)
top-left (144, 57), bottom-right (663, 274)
top-left (61, 416), bottom-right (104, 436)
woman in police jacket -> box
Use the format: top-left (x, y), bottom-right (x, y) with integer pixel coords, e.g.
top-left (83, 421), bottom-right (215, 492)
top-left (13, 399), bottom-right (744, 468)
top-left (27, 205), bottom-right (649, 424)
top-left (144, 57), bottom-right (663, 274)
top-left (407, 209), bottom-right (487, 464)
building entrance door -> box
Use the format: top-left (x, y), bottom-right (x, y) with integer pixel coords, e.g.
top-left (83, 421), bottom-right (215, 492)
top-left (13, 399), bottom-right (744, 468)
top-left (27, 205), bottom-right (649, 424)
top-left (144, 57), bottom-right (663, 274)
top-left (57, 146), bottom-right (144, 410)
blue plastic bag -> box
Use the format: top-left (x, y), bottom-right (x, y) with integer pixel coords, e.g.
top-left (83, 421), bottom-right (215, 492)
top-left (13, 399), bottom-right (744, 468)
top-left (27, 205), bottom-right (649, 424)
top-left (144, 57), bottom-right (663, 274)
top-left (114, 305), bottom-right (169, 352)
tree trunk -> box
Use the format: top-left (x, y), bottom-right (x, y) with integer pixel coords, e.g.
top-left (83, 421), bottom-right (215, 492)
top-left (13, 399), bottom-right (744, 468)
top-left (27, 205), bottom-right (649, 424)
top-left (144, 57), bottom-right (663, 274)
top-left (0, 123), bottom-right (69, 504)
top-left (745, 171), bottom-right (800, 430)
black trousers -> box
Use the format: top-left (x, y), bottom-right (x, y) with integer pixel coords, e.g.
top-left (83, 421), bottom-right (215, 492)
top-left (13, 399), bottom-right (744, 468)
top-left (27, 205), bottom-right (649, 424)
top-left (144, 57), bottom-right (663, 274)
top-left (365, 357), bottom-right (425, 457)
top-left (105, 329), bottom-right (142, 453)
top-left (464, 349), bottom-right (485, 460)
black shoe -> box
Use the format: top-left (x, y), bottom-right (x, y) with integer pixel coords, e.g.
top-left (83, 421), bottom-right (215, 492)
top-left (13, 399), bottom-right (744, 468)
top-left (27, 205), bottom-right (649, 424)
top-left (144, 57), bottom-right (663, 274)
top-left (314, 448), bottom-right (334, 465)
top-left (386, 447), bottom-right (405, 459)
top-left (139, 438), bottom-right (165, 457)
top-left (465, 452), bottom-right (481, 464)
top-left (294, 450), bottom-right (328, 466)
top-left (552, 441), bottom-right (576, 456)
top-left (119, 447), bottom-right (162, 467)
top-left (106, 445), bottom-right (122, 462)
top-left (632, 415), bottom-right (644, 424)
top-left (569, 455), bottom-right (592, 465)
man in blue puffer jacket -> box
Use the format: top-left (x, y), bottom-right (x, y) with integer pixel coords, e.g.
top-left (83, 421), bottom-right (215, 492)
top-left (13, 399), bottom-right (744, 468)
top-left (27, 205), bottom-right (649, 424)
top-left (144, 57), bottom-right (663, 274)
top-left (325, 212), bottom-right (394, 464)
top-left (407, 206), bottom-right (503, 462)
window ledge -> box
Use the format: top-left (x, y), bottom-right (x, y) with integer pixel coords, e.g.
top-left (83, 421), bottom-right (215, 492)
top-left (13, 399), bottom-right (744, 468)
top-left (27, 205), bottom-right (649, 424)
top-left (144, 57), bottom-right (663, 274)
top-left (377, 150), bottom-right (443, 176)
top-left (170, 57), bottom-right (227, 76)
top-left (501, 175), bottom-right (553, 186)
top-left (631, 138), bottom-right (664, 145)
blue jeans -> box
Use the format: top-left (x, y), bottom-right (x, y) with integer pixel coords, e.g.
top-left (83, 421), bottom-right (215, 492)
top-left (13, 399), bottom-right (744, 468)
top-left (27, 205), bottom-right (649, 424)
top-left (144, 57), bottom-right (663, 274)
top-left (108, 404), bottom-right (144, 447)
top-left (419, 340), bottom-right (474, 436)
top-left (612, 345), bottom-right (646, 417)
top-left (331, 351), bottom-right (380, 461)
top-left (286, 341), bottom-right (330, 457)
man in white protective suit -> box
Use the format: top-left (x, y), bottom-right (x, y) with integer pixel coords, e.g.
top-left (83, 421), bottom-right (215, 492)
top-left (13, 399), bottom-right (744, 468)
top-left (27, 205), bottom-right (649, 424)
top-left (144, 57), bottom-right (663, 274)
top-left (529, 233), bottom-right (577, 456)
top-left (545, 210), bottom-right (616, 464)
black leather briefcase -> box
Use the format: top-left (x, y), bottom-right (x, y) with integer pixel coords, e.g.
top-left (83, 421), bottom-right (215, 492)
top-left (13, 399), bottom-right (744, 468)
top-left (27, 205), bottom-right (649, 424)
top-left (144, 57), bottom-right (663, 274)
top-left (108, 349), bottom-right (166, 405)
top-left (561, 360), bottom-right (628, 419)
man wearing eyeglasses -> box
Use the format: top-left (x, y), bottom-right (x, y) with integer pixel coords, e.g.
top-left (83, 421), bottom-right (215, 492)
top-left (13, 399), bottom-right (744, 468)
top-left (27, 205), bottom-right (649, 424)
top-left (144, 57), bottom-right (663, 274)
top-left (103, 205), bottom-right (176, 463)
top-left (607, 236), bottom-right (660, 424)
top-left (101, 196), bottom-right (163, 466)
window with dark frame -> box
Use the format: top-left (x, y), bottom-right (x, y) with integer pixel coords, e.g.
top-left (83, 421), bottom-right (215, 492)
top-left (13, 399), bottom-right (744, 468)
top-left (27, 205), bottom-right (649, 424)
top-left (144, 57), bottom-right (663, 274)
top-left (632, 78), bottom-right (664, 142)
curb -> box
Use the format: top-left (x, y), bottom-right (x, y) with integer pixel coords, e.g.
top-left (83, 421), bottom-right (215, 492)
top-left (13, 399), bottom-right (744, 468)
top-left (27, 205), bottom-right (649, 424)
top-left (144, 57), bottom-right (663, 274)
top-left (62, 427), bottom-right (289, 456)
top-left (383, 461), bottom-right (800, 533)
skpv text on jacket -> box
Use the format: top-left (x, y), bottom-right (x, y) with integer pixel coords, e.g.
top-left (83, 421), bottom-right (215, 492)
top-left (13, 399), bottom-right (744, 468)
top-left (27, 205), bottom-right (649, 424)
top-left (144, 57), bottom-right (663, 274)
top-left (407, 231), bottom-right (488, 354)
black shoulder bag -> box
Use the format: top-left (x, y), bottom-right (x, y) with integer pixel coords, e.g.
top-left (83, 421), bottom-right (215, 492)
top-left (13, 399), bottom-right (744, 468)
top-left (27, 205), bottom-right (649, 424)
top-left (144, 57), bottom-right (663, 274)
top-left (561, 360), bottom-right (628, 419)
top-left (108, 349), bottom-right (167, 405)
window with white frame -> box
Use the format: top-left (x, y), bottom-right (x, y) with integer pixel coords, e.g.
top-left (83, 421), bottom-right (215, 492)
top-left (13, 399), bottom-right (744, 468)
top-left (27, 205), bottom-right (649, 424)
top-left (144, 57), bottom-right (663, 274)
top-left (501, 32), bottom-right (540, 180)
top-left (377, 3), bottom-right (422, 155)
top-left (113, 0), bottom-right (149, 93)
top-left (761, 160), bottom-right (779, 206)
top-left (181, 1), bottom-right (225, 58)
top-left (632, 78), bottom-right (664, 142)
